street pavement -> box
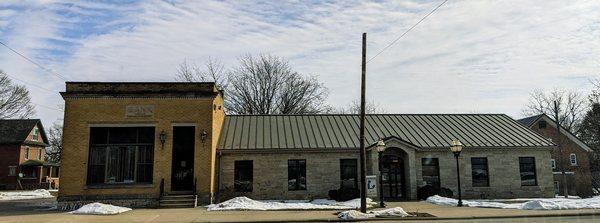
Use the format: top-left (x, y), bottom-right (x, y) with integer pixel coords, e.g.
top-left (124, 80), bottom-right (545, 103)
top-left (0, 199), bottom-right (599, 222)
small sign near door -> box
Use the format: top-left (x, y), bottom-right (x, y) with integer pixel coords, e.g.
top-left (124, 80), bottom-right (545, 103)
top-left (366, 175), bottom-right (378, 198)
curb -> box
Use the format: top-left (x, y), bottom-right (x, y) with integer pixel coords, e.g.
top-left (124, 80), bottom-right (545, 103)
top-left (210, 211), bottom-right (600, 223)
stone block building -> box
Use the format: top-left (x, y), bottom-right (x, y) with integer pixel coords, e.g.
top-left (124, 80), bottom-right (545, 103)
top-left (217, 114), bottom-right (556, 201)
top-left (518, 114), bottom-right (594, 197)
top-left (58, 82), bottom-right (558, 209)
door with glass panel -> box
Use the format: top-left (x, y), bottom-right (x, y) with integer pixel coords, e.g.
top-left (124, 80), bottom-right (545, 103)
top-left (381, 155), bottom-right (406, 200)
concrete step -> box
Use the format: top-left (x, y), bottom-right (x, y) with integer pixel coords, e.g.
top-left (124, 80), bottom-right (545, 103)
top-left (160, 199), bottom-right (196, 204)
top-left (157, 203), bottom-right (195, 208)
top-left (159, 194), bottom-right (197, 209)
top-left (162, 194), bottom-right (195, 199)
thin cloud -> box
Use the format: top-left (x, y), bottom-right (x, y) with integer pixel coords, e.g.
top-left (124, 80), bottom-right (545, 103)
top-left (0, 0), bottom-right (599, 126)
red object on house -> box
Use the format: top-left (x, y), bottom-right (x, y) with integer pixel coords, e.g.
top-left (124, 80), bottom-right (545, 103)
top-left (0, 119), bottom-right (59, 190)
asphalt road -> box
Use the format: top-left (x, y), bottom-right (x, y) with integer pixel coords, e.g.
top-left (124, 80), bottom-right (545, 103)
top-left (382, 215), bottom-right (600, 223)
top-left (0, 198), bottom-right (56, 215)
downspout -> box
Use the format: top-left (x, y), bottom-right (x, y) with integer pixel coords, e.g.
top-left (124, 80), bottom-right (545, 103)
top-left (215, 150), bottom-right (222, 204)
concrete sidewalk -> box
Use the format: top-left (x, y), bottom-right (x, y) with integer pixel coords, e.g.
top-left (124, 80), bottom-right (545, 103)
top-left (0, 201), bottom-right (599, 222)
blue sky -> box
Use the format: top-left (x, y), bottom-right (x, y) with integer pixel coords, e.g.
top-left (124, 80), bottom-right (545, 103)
top-left (1, 0), bottom-right (600, 126)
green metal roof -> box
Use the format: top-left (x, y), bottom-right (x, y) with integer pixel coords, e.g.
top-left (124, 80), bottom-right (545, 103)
top-left (217, 114), bottom-right (555, 150)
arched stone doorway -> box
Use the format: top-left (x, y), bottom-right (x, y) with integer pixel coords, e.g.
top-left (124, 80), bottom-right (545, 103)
top-left (381, 154), bottom-right (407, 200)
top-left (381, 147), bottom-right (411, 201)
top-left (370, 137), bottom-right (418, 200)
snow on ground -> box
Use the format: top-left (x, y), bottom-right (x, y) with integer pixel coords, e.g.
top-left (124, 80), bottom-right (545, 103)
top-left (206, 196), bottom-right (376, 211)
top-left (338, 207), bottom-right (410, 220)
top-left (426, 195), bottom-right (600, 210)
top-left (0, 189), bottom-right (54, 201)
top-left (70, 203), bottom-right (132, 215)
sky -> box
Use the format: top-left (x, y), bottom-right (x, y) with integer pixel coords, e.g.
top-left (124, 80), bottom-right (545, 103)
top-left (1, 0), bottom-right (599, 127)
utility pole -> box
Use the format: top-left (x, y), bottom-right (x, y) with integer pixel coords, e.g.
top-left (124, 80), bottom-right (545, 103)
top-left (554, 101), bottom-right (569, 197)
top-left (359, 32), bottom-right (368, 213)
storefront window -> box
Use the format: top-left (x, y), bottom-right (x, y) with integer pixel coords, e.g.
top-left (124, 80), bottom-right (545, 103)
top-left (87, 127), bottom-right (154, 185)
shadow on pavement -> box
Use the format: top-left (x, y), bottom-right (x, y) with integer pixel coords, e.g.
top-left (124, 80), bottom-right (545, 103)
top-left (0, 198), bottom-right (61, 217)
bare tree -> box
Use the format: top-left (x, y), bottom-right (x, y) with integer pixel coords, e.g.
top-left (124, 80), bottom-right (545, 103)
top-left (522, 89), bottom-right (586, 133)
top-left (177, 54), bottom-right (329, 114)
top-left (45, 121), bottom-right (62, 163)
top-left (175, 58), bottom-right (227, 88)
top-left (588, 78), bottom-right (600, 105)
top-left (335, 99), bottom-right (386, 114)
top-left (0, 70), bottom-right (35, 119)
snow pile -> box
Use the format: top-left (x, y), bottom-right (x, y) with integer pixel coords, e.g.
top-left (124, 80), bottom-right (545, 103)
top-left (70, 203), bottom-right (132, 215)
top-left (207, 197), bottom-right (376, 211)
top-left (0, 189), bottom-right (54, 201)
top-left (338, 207), bottom-right (410, 220)
top-left (338, 210), bottom-right (375, 220)
top-left (371, 207), bottom-right (410, 217)
top-left (426, 195), bottom-right (600, 210)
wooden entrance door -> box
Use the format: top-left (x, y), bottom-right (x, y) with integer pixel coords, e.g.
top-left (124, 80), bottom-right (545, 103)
top-left (171, 126), bottom-right (195, 191)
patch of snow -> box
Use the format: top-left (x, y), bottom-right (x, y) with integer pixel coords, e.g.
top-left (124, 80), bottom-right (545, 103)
top-left (426, 195), bottom-right (600, 210)
top-left (0, 189), bottom-right (54, 201)
top-left (554, 195), bottom-right (580, 199)
top-left (338, 207), bottom-right (410, 220)
top-left (70, 203), bottom-right (132, 215)
top-left (371, 207), bottom-right (410, 217)
top-left (206, 197), bottom-right (376, 211)
top-left (338, 210), bottom-right (375, 220)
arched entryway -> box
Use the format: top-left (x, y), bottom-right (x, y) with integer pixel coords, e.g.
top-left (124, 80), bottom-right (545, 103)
top-left (380, 149), bottom-right (409, 200)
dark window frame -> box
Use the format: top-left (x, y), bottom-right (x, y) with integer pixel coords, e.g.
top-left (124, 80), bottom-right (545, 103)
top-left (340, 159), bottom-right (358, 189)
top-left (24, 146), bottom-right (29, 160)
top-left (519, 157), bottom-right (538, 186)
top-left (234, 160), bottom-right (253, 192)
top-left (538, 120), bottom-right (547, 129)
top-left (288, 159), bottom-right (307, 191)
top-left (471, 157), bottom-right (490, 187)
top-left (421, 157), bottom-right (441, 189)
top-left (87, 127), bottom-right (155, 185)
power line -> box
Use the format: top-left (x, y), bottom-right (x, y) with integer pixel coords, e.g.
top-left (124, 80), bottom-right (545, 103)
top-left (1, 73), bottom-right (64, 112)
top-left (0, 40), bottom-right (68, 80)
top-left (34, 102), bottom-right (64, 112)
top-left (2, 72), bottom-right (57, 93)
top-left (367, 0), bottom-right (449, 63)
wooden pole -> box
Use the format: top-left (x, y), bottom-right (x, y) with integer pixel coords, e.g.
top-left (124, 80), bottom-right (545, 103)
top-left (359, 32), bottom-right (368, 213)
top-left (554, 101), bottom-right (569, 197)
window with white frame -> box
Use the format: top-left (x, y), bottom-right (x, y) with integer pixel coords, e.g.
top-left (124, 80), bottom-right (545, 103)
top-left (32, 127), bottom-right (38, 141)
top-left (8, 166), bottom-right (16, 176)
top-left (24, 147), bottom-right (29, 160)
top-left (569, 153), bottom-right (577, 166)
top-left (551, 159), bottom-right (556, 169)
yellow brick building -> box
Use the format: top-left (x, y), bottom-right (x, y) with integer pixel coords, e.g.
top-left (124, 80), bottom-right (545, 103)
top-left (58, 82), bottom-right (224, 209)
